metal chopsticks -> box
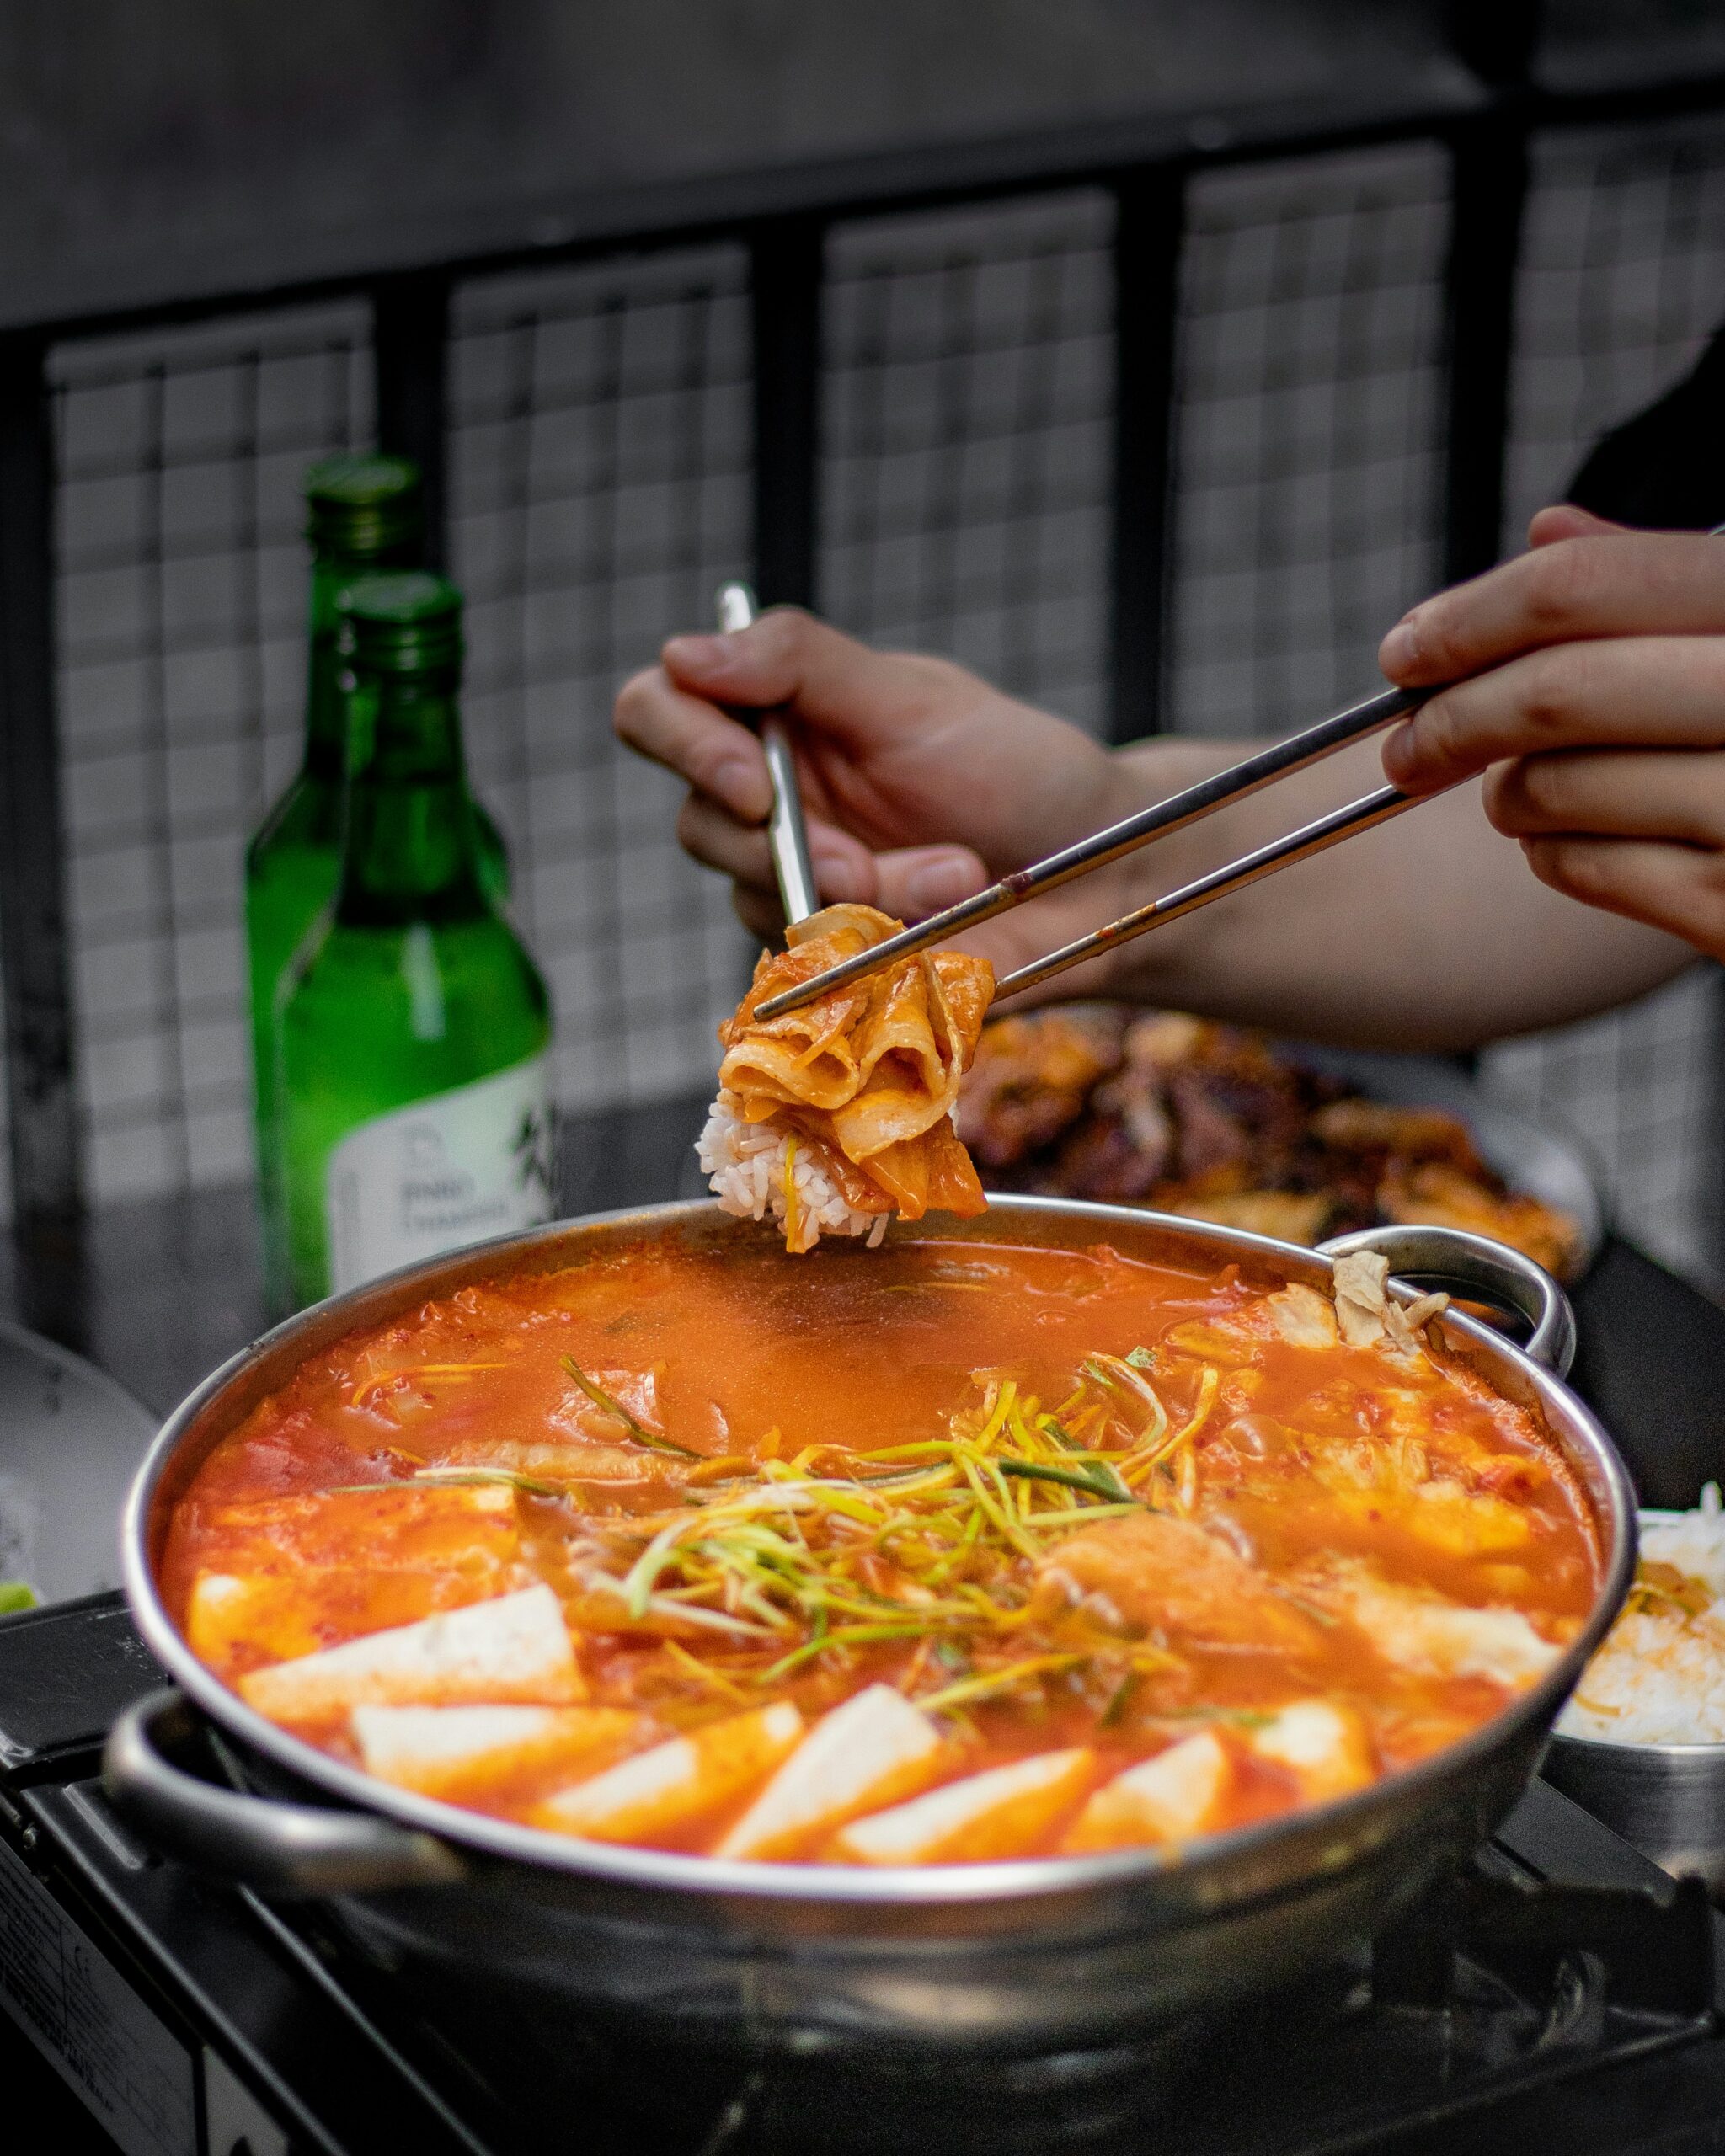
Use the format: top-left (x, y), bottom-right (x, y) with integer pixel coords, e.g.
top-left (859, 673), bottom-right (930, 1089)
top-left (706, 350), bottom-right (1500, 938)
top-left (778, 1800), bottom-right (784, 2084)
top-left (751, 677), bottom-right (1431, 1021)
top-left (991, 782), bottom-right (1429, 1000)
top-left (718, 582), bottom-right (820, 926)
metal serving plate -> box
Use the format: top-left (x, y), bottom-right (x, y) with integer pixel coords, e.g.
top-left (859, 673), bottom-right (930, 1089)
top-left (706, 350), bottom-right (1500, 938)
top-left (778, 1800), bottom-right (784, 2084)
top-left (1289, 1045), bottom-right (1606, 1276)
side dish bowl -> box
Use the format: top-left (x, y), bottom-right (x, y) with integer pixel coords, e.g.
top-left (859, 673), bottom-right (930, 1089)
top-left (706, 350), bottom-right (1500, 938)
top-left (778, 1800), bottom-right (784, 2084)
top-left (1542, 1730), bottom-right (1725, 1895)
top-left (1543, 1500), bottom-right (1725, 1894)
top-left (105, 1198), bottom-right (1635, 2060)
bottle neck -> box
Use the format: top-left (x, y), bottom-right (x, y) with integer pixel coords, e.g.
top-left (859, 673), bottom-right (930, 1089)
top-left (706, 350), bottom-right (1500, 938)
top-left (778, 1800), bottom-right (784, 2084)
top-left (302, 551), bottom-right (409, 781)
top-left (334, 670), bottom-right (488, 926)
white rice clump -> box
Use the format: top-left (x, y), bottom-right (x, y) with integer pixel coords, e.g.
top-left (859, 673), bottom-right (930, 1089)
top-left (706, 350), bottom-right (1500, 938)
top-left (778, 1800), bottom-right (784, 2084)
top-left (1557, 1482), bottom-right (1725, 1745)
top-left (697, 1090), bottom-right (888, 1253)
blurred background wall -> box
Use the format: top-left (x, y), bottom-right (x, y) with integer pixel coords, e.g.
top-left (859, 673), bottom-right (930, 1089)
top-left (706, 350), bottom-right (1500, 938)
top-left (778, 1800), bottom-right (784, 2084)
top-left (3, 0), bottom-right (1725, 1299)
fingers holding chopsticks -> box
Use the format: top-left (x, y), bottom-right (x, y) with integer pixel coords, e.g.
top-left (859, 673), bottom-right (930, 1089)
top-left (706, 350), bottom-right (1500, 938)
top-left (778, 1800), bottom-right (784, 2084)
top-left (676, 787), bottom-right (988, 939)
top-left (1381, 519), bottom-right (1725, 784)
top-left (1378, 519), bottom-right (1725, 691)
top-left (1384, 632), bottom-right (1725, 794)
top-left (616, 602), bottom-right (1126, 938)
top-left (1377, 511), bottom-right (1725, 958)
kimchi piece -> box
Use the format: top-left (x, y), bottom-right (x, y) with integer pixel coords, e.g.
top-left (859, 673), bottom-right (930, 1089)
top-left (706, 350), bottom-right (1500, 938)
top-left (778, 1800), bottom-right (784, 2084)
top-left (698, 902), bottom-right (994, 1251)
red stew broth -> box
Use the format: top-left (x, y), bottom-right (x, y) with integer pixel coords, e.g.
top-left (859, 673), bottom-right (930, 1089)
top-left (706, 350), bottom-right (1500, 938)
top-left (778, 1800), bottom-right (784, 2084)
top-left (163, 1235), bottom-right (1599, 1858)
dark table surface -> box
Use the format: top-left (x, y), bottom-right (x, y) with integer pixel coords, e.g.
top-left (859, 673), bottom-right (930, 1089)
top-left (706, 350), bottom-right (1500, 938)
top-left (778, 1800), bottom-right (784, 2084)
top-left (0, 1087), bottom-right (1719, 1507)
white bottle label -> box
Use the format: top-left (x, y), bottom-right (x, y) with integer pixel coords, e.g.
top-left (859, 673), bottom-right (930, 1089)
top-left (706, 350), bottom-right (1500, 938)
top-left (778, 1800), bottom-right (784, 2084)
top-left (325, 1052), bottom-right (555, 1293)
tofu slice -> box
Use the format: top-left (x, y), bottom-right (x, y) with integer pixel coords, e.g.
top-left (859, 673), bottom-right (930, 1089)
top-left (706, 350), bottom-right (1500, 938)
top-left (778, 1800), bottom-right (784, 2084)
top-left (717, 1685), bottom-right (944, 1862)
top-left (832, 1748), bottom-right (1094, 1866)
top-left (1246, 1700), bottom-right (1375, 1801)
top-left (534, 1702), bottom-right (804, 1844)
top-left (1065, 1731), bottom-right (1233, 1853)
top-left (238, 1583), bottom-right (582, 1723)
top-left (350, 1703), bottom-right (641, 1801)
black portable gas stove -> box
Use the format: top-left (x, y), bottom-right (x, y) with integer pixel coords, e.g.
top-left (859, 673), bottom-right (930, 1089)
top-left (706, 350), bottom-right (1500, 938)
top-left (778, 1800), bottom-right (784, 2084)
top-left (3, 1594), bottom-right (1724, 2156)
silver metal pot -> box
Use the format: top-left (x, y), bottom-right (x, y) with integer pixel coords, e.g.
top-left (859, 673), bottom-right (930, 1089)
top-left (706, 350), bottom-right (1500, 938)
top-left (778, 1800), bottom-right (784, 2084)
top-left (105, 1199), bottom-right (1634, 2060)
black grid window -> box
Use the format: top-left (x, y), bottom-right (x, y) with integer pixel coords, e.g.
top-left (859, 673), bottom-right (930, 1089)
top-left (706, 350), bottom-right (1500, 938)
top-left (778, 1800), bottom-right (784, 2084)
top-left (51, 307), bottom-right (371, 1207)
top-left (1169, 142), bottom-right (1450, 740)
top-left (822, 193), bottom-right (1114, 736)
top-left (1480, 116), bottom-right (1725, 1281)
top-left (450, 247), bottom-right (755, 1117)
top-left (7, 102), bottom-right (1725, 1293)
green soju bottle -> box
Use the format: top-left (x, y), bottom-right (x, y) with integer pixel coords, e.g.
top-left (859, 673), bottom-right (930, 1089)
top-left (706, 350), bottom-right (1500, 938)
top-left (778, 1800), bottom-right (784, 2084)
top-left (244, 455), bottom-right (510, 1316)
top-left (278, 573), bottom-right (553, 1307)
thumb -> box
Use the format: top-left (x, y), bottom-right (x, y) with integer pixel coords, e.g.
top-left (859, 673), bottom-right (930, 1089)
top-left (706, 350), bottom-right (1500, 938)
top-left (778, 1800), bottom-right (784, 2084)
top-left (1528, 504), bottom-right (1626, 548)
top-left (801, 826), bottom-right (989, 921)
top-left (872, 845), bottom-right (991, 923)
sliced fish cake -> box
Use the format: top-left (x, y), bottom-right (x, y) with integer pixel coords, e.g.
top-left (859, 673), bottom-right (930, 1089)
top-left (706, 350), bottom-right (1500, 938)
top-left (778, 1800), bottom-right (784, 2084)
top-left (1039, 1513), bottom-right (1321, 1655)
top-left (718, 1685), bottom-right (944, 1861)
top-left (1065, 1730), bottom-right (1234, 1852)
top-left (351, 1703), bottom-right (642, 1801)
top-left (832, 1748), bottom-right (1094, 1865)
top-left (239, 1583), bottom-right (582, 1723)
top-left (535, 1703), bottom-right (804, 1844)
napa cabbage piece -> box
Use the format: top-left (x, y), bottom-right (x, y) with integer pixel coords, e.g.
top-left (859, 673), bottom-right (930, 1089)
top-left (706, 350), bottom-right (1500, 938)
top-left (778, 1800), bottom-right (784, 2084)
top-left (1297, 1557), bottom-right (1562, 1687)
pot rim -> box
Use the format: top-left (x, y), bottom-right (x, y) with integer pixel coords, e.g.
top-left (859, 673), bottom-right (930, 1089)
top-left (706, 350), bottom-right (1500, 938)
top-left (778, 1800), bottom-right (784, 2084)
top-left (120, 1193), bottom-right (1637, 1910)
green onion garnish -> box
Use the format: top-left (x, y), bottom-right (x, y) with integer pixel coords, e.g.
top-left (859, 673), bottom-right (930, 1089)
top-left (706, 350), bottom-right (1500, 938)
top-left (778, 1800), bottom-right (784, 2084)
top-left (563, 1358), bottom-right (701, 1459)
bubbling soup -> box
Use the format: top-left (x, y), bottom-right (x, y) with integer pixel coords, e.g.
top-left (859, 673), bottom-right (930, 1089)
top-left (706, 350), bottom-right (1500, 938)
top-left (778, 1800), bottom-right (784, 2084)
top-left (163, 1232), bottom-right (1599, 1865)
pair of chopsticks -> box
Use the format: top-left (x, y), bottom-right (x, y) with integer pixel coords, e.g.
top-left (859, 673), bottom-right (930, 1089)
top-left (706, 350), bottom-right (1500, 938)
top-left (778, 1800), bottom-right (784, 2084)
top-left (719, 527), bottom-right (1725, 1019)
top-left (719, 568), bottom-right (1431, 1022)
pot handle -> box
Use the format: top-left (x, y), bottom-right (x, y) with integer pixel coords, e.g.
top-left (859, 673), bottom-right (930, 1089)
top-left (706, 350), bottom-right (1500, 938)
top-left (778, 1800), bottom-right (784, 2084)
top-left (104, 1689), bottom-right (467, 1897)
top-left (1317, 1223), bottom-right (1577, 1377)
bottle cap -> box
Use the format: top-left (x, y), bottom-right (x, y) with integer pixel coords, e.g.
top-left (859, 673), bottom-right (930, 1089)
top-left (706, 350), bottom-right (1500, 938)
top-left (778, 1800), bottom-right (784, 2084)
top-left (304, 454), bottom-right (423, 562)
top-left (339, 571), bottom-right (464, 676)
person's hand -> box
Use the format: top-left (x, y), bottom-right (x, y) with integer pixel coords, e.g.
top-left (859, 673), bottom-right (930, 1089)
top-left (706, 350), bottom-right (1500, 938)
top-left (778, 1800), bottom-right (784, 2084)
top-left (1380, 507), bottom-right (1725, 957)
top-left (615, 609), bottom-right (1123, 943)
